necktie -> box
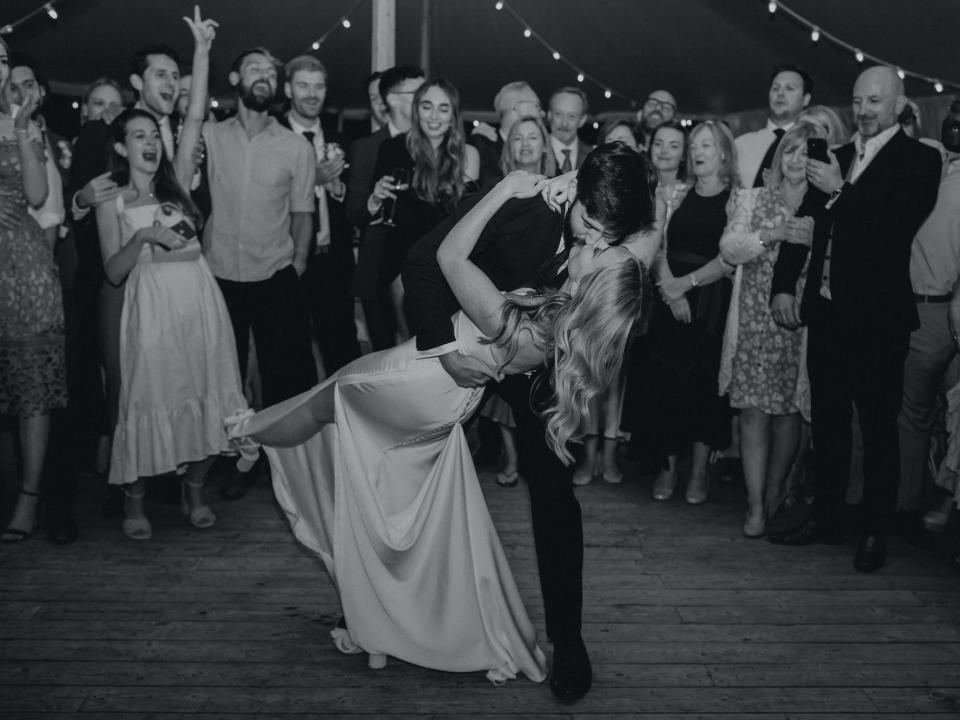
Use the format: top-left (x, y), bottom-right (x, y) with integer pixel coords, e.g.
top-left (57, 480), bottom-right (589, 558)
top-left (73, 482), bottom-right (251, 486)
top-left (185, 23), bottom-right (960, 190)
top-left (560, 148), bottom-right (572, 173)
top-left (753, 128), bottom-right (785, 188)
top-left (159, 115), bottom-right (176, 162)
top-left (302, 130), bottom-right (331, 253)
top-left (820, 150), bottom-right (857, 300)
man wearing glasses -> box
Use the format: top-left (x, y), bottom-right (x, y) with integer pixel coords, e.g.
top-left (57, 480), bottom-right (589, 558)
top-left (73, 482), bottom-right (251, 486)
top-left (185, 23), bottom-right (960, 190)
top-left (637, 89), bottom-right (678, 149)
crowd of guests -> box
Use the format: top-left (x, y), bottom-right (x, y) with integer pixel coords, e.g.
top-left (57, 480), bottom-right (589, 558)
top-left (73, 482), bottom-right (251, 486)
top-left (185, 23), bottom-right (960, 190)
top-left (0, 14), bottom-right (958, 576)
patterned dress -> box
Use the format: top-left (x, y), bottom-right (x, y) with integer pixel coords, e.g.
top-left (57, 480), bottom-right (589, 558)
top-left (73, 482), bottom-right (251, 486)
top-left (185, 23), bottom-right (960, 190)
top-left (720, 186), bottom-right (809, 416)
top-left (0, 119), bottom-right (67, 417)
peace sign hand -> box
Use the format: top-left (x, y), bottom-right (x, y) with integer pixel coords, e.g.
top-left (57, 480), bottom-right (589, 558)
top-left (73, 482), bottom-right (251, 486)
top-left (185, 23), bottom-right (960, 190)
top-left (183, 5), bottom-right (218, 50)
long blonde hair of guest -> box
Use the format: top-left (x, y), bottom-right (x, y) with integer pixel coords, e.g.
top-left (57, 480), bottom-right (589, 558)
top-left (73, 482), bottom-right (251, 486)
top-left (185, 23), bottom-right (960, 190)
top-left (487, 258), bottom-right (647, 463)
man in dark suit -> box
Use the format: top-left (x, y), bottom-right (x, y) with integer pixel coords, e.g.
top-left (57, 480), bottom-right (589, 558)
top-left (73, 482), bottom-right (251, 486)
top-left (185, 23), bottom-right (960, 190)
top-left (345, 65), bottom-right (424, 350)
top-left (403, 143), bottom-right (657, 702)
top-left (280, 54), bottom-right (360, 375)
top-left (547, 87), bottom-right (594, 174)
top-left (770, 66), bottom-right (941, 573)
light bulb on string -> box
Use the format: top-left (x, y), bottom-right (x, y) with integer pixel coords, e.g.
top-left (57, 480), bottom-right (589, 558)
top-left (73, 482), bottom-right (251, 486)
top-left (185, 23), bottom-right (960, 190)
top-left (552, 51), bottom-right (560, 60)
top-left (934, 80), bottom-right (944, 93)
top-left (897, 68), bottom-right (905, 80)
top-left (604, 89), bottom-right (612, 99)
top-left (854, 49), bottom-right (864, 63)
top-left (495, 1), bottom-right (503, 9)
top-left (341, 18), bottom-right (351, 29)
top-left (0, 25), bottom-right (12, 34)
top-left (312, 41), bottom-right (320, 50)
top-left (71, 101), bottom-right (79, 110)
top-left (810, 27), bottom-right (820, 42)
top-left (576, 72), bottom-right (584, 83)
top-left (767, 1), bottom-right (777, 14)
top-left (523, 28), bottom-right (531, 38)
top-left (45, 3), bottom-right (58, 20)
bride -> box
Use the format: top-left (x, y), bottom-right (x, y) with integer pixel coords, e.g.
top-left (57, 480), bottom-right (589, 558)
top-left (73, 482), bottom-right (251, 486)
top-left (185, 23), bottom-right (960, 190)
top-left (228, 170), bottom-right (648, 683)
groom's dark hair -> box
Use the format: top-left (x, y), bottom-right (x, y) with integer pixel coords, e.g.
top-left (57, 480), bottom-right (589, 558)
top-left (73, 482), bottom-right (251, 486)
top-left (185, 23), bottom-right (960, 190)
top-left (577, 142), bottom-right (657, 242)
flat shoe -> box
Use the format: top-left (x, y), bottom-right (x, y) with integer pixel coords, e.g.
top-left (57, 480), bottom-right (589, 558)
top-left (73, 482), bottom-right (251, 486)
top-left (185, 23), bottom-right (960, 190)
top-left (496, 470), bottom-right (519, 487)
top-left (685, 475), bottom-right (709, 505)
top-left (742, 513), bottom-right (766, 538)
top-left (1, 527), bottom-right (33, 544)
top-left (122, 516), bottom-right (152, 541)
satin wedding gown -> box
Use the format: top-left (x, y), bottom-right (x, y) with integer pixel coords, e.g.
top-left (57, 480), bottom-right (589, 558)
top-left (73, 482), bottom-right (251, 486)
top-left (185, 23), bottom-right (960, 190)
top-left (229, 311), bottom-right (547, 684)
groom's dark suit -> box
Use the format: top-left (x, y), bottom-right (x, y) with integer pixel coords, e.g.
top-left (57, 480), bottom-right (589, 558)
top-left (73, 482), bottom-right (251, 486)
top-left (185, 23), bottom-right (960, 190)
top-left (402, 190), bottom-right (584, 644)
top-left (800, 129), bottom-right (941, 536)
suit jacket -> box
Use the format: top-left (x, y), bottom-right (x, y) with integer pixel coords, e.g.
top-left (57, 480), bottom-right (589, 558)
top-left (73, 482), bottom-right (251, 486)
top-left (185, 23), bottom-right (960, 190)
top-left (801, 129), bottom-right (941, 335)
top-left (67, 119), bottom-right (113, 301)
top-left (552, 138), bottom-right (594, 171)
top-left (345, 125), bottom-right (391, 229)
top-left (278, 114), bottom-right (350, 249)
top-left (402, 188), bottom-right (564, 351)
top-left (469, 133), bottom-right (505, 190)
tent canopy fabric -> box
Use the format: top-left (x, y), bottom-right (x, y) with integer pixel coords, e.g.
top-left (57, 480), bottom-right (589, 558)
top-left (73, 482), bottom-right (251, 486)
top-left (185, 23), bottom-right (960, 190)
top-left (3, 0), bottom-right (957, 128)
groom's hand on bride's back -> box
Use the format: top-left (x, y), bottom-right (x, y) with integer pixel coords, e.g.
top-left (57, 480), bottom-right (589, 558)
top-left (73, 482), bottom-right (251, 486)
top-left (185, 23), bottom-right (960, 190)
top-left (439, 351), bottom-right (501, 388)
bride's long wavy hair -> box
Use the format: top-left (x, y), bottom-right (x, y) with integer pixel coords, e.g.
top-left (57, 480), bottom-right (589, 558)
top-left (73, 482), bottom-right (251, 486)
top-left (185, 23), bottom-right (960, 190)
top-left (485, 258), bottom-right (647, 464)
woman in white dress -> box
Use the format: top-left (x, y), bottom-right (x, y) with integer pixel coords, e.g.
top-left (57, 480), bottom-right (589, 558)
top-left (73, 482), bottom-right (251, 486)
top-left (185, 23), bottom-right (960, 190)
top-left (229, 171), bottom-right (648, 683)
top-left (95, 11), bottom-right (245, 540)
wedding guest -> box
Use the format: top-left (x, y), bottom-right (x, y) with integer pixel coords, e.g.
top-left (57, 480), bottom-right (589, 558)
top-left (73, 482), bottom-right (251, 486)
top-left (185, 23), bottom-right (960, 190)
top-left (499, 114), bottom-right (556, 176)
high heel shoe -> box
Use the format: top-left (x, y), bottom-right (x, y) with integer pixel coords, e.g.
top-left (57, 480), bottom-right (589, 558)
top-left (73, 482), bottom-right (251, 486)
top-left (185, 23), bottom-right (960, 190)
top-left (182, 479), bottom-right (216, 529)
top-left (652, 469), bottom-right (677, 501)
top-left (122, 487), bottom-right (152, 541)
top-left (685, 472), bottom-right (710, 505)
top-left (1, 488), bottom-right (40, 543)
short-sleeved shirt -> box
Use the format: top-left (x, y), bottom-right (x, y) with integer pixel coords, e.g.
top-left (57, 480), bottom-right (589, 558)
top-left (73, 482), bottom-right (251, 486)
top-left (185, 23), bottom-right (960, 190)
top-left (202, 116), bottom-right (316, 282)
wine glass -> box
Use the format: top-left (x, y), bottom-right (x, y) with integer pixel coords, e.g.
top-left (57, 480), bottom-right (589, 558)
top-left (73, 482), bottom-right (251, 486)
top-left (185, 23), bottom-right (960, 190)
top-left (383, 166), bottom-right (412, 228)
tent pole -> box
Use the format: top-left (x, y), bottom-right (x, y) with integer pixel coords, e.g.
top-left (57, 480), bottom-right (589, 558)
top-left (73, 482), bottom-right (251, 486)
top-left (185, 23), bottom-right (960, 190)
top-left (371, 0), bottom-right (395, 72)
top-left (419, 0), bottom-right (430, 77)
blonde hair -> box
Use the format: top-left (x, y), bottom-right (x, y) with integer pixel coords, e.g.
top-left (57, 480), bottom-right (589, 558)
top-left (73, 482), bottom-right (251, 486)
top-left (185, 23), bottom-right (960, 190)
top-left (688, 120), bottom-right (739, 188)
top-left (765, 121), bottom-right (826, 189)
top-left (499, 114), bottom-right (557, 177)
top-left (798, 105), bottom-right (850, 145)
top-left (487, 259), bottom-right (647, 463)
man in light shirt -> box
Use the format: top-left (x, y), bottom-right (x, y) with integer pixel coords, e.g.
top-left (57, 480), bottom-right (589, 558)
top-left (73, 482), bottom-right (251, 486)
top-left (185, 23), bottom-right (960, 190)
top-left (547, 87), bottom-right (593, 174)
top-left (735, 64), bottom-right (811, 188)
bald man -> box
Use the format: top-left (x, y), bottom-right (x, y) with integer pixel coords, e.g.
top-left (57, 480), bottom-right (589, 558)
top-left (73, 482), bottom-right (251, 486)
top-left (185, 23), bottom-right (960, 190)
top-left (769, 66), bottom-right (941, 572)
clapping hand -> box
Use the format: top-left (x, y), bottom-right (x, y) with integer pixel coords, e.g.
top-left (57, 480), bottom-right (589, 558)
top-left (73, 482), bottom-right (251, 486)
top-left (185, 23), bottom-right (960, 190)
top-left (540, 170), bottom-right (578, 213)
top-left (183, 5), bottom-right (218, 50)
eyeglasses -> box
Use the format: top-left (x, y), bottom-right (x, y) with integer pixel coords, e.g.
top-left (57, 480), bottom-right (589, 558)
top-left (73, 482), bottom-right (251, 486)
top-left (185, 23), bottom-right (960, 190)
top-left (645, 97), bottom-right (677, 113)
top-left (389, 90), bottom-right (417, 97)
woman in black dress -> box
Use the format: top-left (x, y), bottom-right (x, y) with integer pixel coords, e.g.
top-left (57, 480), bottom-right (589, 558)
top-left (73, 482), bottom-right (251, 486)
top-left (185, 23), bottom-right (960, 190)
top-left (626, 120), bottom-right (737, 503)
top-left (359, 78), bottom-right (479, 348)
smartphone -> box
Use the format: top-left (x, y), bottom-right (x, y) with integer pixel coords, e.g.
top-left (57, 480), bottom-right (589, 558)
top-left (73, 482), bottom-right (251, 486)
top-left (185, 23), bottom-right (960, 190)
top-left (806, 137), bottom-right (829, 163)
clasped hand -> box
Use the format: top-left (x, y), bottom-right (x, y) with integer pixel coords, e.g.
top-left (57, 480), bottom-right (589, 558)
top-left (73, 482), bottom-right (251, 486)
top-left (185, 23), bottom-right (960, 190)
top-left (142, 225), bottom-right (188, 251)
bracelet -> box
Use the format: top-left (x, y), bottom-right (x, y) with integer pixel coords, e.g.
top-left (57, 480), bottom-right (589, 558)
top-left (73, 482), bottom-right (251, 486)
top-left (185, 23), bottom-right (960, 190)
top-left (689, 274), bottom-right (699, 288)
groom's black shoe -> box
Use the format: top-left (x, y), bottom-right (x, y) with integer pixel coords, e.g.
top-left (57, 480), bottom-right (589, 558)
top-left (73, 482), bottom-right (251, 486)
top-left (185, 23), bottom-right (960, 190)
top-left (550, 635), bottom-right (592, 703)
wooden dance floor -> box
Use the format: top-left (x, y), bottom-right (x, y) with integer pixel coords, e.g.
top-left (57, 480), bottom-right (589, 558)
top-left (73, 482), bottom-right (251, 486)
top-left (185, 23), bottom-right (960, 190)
top-left (2, 460), bottom-right (959, 718)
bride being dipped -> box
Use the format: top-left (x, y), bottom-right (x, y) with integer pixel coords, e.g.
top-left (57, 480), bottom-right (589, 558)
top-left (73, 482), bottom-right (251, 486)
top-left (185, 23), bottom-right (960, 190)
top-left (228, 169), bottom-right (649, 683)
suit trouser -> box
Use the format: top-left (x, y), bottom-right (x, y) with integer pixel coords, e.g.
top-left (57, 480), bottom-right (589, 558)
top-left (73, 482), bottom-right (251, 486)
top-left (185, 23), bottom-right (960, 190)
top-left (496, 373), bottom-right (583, 644)
top-left (806, 302), bottom-right (910, 534)
top-left (302, 243), bottom-right (361, 375)
top-left (897, 302), bottom-right (956, 511)
top-left (217, 265), bottom-right (317, 407)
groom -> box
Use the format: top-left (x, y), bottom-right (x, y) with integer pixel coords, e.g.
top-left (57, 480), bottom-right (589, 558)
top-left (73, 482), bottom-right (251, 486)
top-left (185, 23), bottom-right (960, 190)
top-left (403, 143), bottom-right (656, 702)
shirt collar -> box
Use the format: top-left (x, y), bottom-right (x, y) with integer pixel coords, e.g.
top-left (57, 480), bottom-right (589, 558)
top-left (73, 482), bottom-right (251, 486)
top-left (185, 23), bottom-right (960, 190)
top-left (287, 114), bottom-right (321, 137)
top-left (766, 118), bottom-right (795, 133)
top-left (387, 120), bottom-right (403, 138)
top-left (855, 123), bottom-right (900, 158)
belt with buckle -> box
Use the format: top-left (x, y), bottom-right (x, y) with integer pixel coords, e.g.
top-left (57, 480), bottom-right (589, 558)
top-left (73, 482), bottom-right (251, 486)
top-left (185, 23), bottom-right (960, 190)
top-left (913, 293), bottom-right (952, 303)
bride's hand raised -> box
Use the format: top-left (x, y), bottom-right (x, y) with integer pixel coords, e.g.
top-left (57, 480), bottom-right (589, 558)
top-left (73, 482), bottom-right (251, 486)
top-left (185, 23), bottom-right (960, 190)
top-left (183, 5), bottom-right (218, 49)
top-left (499, 170), bottom-right (547, 200)
top-left (540, 170), bottom-right (578, 213)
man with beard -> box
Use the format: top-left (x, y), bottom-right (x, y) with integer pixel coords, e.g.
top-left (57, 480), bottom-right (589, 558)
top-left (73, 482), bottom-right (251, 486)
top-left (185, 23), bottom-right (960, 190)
top-left (770, 65), bottom-right (941, 573)
top-left (280, 54), bottom-right (360, 375)
top-left (636, 89), bottom-right (678, 150)
top-left (735, 64), bottom-right (812, 188)
top-left (202, 47), bottom-right (317, 413)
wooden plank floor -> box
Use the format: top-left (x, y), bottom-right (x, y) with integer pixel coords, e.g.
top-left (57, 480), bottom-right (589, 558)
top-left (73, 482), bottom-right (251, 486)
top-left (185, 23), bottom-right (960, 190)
top-left (2, 455), bottom-right (960, 719)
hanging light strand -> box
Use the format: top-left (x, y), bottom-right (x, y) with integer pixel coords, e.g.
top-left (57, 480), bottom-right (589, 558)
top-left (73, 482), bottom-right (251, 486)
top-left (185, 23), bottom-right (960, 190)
top-left (771, 1), bottom-right (959, 93)
top-left (304, 0), bottom-right (363, 53)
top-left (493, 1), bottom-right (635, 105)
top-left (1, 0), bottom-right (60, 35)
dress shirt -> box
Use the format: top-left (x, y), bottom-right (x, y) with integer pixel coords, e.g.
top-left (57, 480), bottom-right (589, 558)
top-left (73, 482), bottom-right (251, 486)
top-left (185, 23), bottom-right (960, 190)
top-left (550, 135), bottom-right (578, 172)
top-left (288, 115), bottom-right (332, 252)
top-left (849, 123), bottom-right (901, 183)
top-left (735, 119), bottom-right (796, 188)
top-left (910, 154), bottom-right (960, 295)
top-left (202, 116), bottom-right (316, 282)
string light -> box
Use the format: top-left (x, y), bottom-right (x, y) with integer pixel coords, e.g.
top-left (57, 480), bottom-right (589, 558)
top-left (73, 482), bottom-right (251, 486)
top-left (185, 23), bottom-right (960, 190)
top-left (495, 1), bottom-right (504, 9)
top-left (71, 101), bottom-right (78, 110)
top-left (0, 1), bottom-right (62, 35)
top-left (552, 51), bottom-right (560, 61)
top-left (302, 0), bottom-right (362, 53)
top-left (522, 28), bottom-right (532, 38)
top-left (934, 80), bottom-right (944, 93)
top-left (603, 89), bottom-right (612, 99)
top-left (770, 1), bottom-right (959, 93)
top-left (576, 73), bottom-right (584, 83)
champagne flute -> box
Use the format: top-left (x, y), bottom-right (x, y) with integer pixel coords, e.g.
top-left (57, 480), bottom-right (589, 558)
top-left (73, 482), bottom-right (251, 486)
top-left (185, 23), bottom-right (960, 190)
top-left (383, 166), bottom-right (411, 228)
